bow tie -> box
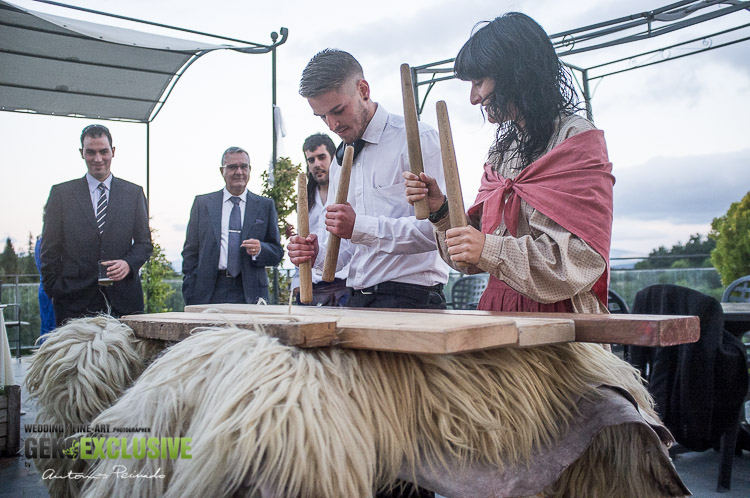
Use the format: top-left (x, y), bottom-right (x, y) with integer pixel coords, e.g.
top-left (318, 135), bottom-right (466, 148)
top-left (335, 139), bottom-right (366, 164)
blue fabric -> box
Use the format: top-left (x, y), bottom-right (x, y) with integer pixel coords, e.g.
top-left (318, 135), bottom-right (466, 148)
top-left (34, 237), bottom-right (55, 336)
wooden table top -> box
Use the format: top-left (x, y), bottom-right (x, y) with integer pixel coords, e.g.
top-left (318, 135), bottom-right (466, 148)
top-left (123, 307), bottom-right (576, 355)
top-left (121, 305), bottom-right (700, 353)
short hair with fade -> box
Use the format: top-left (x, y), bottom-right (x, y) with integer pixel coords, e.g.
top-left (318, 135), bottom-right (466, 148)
top-left (221, 146), bottom-right (250, 166)
top-left (299, 49), bottom-right (364, 98)
top-left (302, 133), bottom-right (336, 159)
top-left (80, 124), bottom-right (113, 148)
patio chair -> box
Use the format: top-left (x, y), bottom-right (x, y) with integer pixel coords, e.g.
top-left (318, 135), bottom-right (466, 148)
top-left (607, 289), bottom-right (630, 314)
top-left (449, 274), bottom-right (489, 310)
top-left (722, 275), bottom-right (750, 303)
top-left (628, 284), bottom-right (748, 492)
top-left (607, 290), bottom-right (629, 359)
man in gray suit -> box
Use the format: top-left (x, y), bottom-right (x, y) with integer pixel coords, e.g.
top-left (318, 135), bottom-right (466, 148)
top-left (41, 124), bottom-right (153, 326)
top-left (181, 147), bottom-right (284, 305)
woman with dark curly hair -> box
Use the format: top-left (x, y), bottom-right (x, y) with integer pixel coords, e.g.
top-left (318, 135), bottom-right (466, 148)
top-left (405, 12), bottom-right (614, 314)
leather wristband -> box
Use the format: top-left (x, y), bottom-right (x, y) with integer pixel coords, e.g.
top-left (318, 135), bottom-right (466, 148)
top-left (428, 195), bottom-right (449, 223)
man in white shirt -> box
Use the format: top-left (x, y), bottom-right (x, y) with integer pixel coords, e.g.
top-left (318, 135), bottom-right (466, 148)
top-left (182, 147), bottom-right (284, 305)
top-left (291, 133), bottom-right (351, 306)
top-left (288, 49), bottom-right (448, 311)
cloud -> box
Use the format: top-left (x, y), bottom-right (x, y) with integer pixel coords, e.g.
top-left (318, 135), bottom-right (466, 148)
top-left (613, 148), bottom-right (750, 224)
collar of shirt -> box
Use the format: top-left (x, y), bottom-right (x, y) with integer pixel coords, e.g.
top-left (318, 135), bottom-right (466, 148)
top-left (86, 173), bottom-right (113, 213)
top-left (360, 102), bottom-right (388, 145)
top-left (222, 187), bottom-right (248, 204)
top-left (86, 172), bottom-right (113, 193)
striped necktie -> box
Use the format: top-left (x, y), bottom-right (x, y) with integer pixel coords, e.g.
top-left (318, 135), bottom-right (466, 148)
top-left (96, 183), bottom-right (107, 235)
top-left (226, 196), bottom-right (242, 277)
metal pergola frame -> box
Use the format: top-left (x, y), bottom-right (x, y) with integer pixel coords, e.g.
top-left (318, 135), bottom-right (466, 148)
top-left (1, 0), bottom-right (291, 303)
top-left (1, 0), bottom-right (289, 203)
top-left (411, 0), bottom-right (750, 121)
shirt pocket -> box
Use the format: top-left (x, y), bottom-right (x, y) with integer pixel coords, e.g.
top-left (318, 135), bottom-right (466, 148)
top-left (374, 183), bottom-right (408, 218)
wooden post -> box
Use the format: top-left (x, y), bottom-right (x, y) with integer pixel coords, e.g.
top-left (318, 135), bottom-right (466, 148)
top-left (436, 100), bottom-right (468, 271)
top-left (297, 173), bottom-right (313, 304)
top-left (322, 145), bottom-right (354, 282)
top-left (401, 63), bottom-right (429, 219)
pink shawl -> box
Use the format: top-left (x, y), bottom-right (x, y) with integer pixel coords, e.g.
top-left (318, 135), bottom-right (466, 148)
top-left (467, 130), bottom-right (614, 306)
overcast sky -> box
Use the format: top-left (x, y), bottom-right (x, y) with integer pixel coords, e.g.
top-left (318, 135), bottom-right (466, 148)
top-left (1, 0), bottom-right (749, 268)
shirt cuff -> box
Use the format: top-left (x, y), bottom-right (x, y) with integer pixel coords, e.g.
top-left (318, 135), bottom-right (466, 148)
top-left (351, 215), bottom-right (378, 245)
top-left (252, 245), bottom-right (262, 261)
top-left (475, 233), bottom-right (504, 274)
top-left (432, 214), bottom-right (452, 232)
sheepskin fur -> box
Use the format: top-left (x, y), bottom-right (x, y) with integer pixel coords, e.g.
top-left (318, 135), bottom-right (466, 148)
top-left (25, 315), bottom-right (164, 497)
top-left (77, 325), bottom-right (683, 498)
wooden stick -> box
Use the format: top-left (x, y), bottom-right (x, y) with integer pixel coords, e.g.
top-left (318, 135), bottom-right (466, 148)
top-left (436, 100), bottom-right (468, 271)
top-left (400, 63), bottom-right (429, 220)
top-left (322, 145), bottom-right (354, 282)
top-left (297, 173), bottom-right (313, 304)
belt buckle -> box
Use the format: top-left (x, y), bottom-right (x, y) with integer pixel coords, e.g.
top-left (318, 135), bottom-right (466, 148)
top-left (360, 285), bottom-right (376, 295)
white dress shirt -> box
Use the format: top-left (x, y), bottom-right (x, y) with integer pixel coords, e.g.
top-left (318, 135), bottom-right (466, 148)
top-left (86, 172), bottom-right (113, 214)
top-left (218, 188), bottom-right (258, 270)
top-left (313, 104), bottom-right (450, 289)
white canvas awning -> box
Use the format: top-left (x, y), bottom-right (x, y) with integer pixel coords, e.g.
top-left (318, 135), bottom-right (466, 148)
top-left (0, 0), bottom-right (281, 122)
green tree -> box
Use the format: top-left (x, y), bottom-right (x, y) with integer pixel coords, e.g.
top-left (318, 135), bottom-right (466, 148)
top-left (0, 237), bottom-right (18, 275)
top-left (710, 191), bottom-right (750, 286)
top-left (141, 227), bottom-right (176, 313)
top-left (634, 233), bottom-right (715, 270)
top-left (261, 157), bottom-right (302, 304)
top-left (261, 156), bottom-right (302, 244)
top-left (17, 232), bottom-right (38, 276)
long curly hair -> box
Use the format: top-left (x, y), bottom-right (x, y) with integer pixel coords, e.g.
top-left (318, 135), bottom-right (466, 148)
top-left (455, 12), bottom-right (581, 169)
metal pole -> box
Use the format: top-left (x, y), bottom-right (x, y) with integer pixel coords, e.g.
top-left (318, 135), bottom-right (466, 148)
top-left (271, 31), bottom-right (280, 305)
top-left (145, 121), bottom-right (150, 311)
top-left (146, 121), bottom-right (150, 214)
top-left (582, 69), bottom-right (594, 121)
top-left (411, 66), bottom-right (420, 121)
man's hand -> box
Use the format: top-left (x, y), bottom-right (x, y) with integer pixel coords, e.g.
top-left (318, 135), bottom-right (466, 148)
top-left (102, 259), bottom-right (131, 282)
top-left (445, 226), bottom-right (485, 265)
top-left (289, 234), bottom-right (319, 266)
top-left (402, 171), bottom-right (445, 213)
top-left (284, 223), bottom-right (296, 239)
top-left (241, 238), bottom-right (261, 257)
top-left (325, 203), bottom-right (355, 239)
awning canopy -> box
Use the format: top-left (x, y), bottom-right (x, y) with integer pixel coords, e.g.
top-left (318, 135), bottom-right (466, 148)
top-left (0, 0), bottom-right (283, 122)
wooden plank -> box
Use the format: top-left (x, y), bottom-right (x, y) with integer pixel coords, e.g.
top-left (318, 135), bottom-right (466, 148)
top-left (182, 305), bottom-right (575, 353)
top-left (449, 311), bottom-right (699, 346)
top-left (121, 312), bottom-right (338, 347)
top-left (2, 385), bottom-right (20, 456)
top-left (382, 309), bottom-right (699, 346)
top-left (185, 305), bottom-right (699, 347)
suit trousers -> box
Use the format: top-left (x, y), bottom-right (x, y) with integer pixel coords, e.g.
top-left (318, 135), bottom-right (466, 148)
top-left (209, 272), bottom-right (246, 304)
top-left (54, 286), bottom-right (122, 327)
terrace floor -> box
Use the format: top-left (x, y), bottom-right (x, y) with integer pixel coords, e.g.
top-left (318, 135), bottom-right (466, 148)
top-left (2, 356), bottom-right (750, 497)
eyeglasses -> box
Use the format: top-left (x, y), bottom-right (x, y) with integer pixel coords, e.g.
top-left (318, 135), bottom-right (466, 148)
top-left (223, 163), bottom-right (250, 172)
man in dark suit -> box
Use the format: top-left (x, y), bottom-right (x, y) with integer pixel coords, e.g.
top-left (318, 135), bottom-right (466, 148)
top-left (181, 147), bottom-right (284, 305)
top-left (41, 124), bottom-right (153, 326)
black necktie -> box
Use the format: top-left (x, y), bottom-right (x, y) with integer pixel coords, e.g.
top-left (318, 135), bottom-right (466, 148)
top-left (96, 183), bottom-right (107, 235)
top-left (335, 139), bottom-right (366, 164)
top-left (226, 196), bottom-right (242, 277)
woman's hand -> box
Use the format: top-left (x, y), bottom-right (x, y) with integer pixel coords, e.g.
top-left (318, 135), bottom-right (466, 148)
top-left (402, 171), bottom-right (445, 213)
top-left (445, 226), bottom-right (485, 265)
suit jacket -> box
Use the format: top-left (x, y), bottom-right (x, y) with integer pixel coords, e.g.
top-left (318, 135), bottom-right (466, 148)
top-left (181, 189), bottom-right (283, 305)
top-left (40, 176), bottom-right (153, 318)
top-left (630, 284), bottom-right (748, 451)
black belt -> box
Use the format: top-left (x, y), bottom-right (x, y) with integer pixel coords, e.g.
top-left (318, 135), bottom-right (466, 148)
top-left (356, 281), bottom-right (443, 296)
top-left (217, 270), bottom-right (240, 278)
